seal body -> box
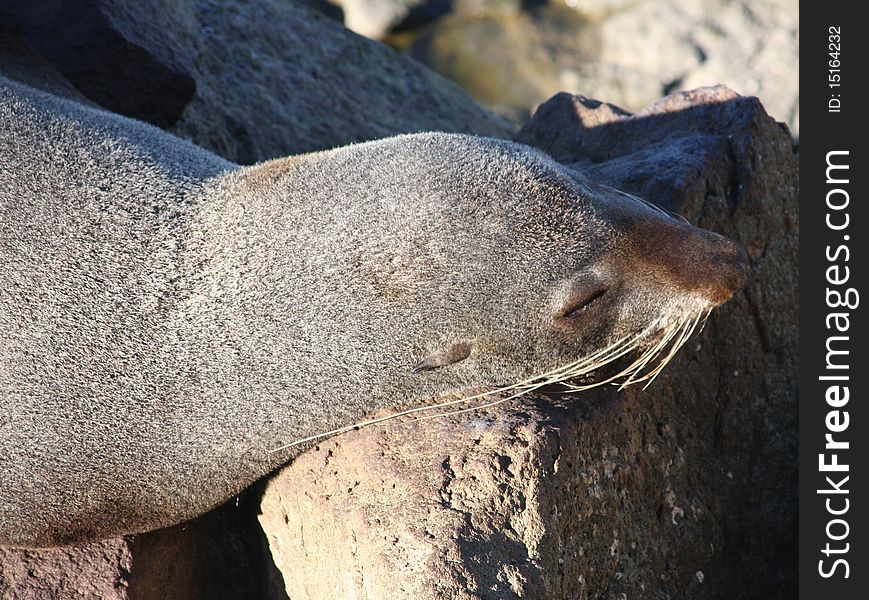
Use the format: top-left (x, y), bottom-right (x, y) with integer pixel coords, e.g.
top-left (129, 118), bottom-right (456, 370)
top-left (0, 73), bottom-right (746, 547)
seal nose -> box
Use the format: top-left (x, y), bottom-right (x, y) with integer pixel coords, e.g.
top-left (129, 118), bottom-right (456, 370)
top-left (713, 234), bottom-right (749, 297)
top-left (632, 221), bottom-right (749, 306)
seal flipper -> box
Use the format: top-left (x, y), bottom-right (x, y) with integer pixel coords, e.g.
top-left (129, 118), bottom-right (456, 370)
top-left (411, 342), bottom-right (472, 373)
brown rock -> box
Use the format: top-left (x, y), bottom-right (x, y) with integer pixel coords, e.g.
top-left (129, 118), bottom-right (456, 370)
top-left (0, 540), bottom-right (132, 599)
top-left (0, 501), bottom-right (281, 599)
top-left (259, 86), bottom-right (798, 599)
top-left (259, 394), bottom-right (626, 600)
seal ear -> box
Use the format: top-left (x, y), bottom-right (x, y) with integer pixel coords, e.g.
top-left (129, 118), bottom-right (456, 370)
top-left (412, 342), bottom-right (472, 373)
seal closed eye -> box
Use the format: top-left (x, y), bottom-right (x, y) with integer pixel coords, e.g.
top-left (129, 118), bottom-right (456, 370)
top-left (559, 284), bottom-right (610, 320)
top-left (0, 72), bottom-right (747, 547)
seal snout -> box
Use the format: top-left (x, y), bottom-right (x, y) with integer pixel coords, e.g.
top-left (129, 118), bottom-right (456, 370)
top-left (713, 235), bottom-right (749, 299)
top-left (630, 221), bottom-right (749, 306)
top-left (691, 229), bottom-right (749, 304)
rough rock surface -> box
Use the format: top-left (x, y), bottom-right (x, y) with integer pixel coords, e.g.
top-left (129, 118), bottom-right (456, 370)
top-left (403, 5), bottom-right (598, 125)
top-left (171, 0), bottom-right (512, 162)
top-left (0, 501), bottom-right (278, 599)
top-left (344, 0), bottom-right (798, 133)
top-left (582, 0), bottom-right (800, 134)
top-left (0, 0), bottom-right (197, 128)
top-left (0, 25), bottom-right (97, 107)
top-left (0, 0), bottom-right (512, 163)
top-left (259, 86), bottom-right (798, 599)
top-left (0, 541), bottom-right (132, 600)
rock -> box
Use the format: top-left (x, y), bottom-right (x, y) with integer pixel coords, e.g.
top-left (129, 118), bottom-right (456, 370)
top-left (0, 501), bottom-right (281, 600)
top-left (259, 395), bottom-right (631, 600)
top-left (0, 540), bottom-right (132, 600)
top-left (259, 87), bottom-right (797, 599)
top-left (517, 87), bottom-right (798, 598)
top-left (403, 5), bottom-right (598, 124)
top-left (560, 0), bottom-right (642, 15)
top-left (0, 24), bottom-right (96, 105)
top-left (579, 0), bottom-right (800, 134)
top-left (0, 0), bottom-right (512, 163)
top-left (0, 0), bottom-right (197, 128)
top-left (332, 0), bottom-right (429, 38)
top-left (293, 0), bottom-right (346, 22)
top-left (386, 0), bottom-right (798, 133)
top-left (330, 0), bottom-right (528, 39)
top-left (172, 0), bottom-right (514, 162)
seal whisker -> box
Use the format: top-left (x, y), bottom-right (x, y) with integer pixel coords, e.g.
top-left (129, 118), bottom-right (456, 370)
top-left (632, 318), bottom-right (692, 377)
top-left (532, 329), bottom-right (644, 382)
top-left (446, 332), bottom-right (643, 409)
top-left (270, 301), bottom-right (709, 454)
top-left (696, 309), bottom-right (713, 335)
top-left (558, 321), bottom-right (663, 387)
top-left (271, 328), bottom-right (659, 452)
top-left (574, 315), bottom-right (692, 392)
top-left (638, 311), bottom-right (705, 389)
top-left (561, 329), bottom-right (670, 391)
top-left (655, 316), bottom-right (700, 373)
top-left (632, 319), bottom-right (693, 388)
top-left (558, 339), bottom-right (638, 386)
top-left (599, 184), bottom-right (690, 224)
top-left (617, 319), bottom-right (685, 390)
top-left (417, 378), bottom-right (555, 421)
top-left (270, 333), bottom-right (639, 452)
top-left (576, 319), bottom-right (679, 386)
top-left (600, 324), bottom-right (679, 389)
top-left (510, 331), bottom-right (642, 393)
top-left (418, 334), bottom-right (653, 418)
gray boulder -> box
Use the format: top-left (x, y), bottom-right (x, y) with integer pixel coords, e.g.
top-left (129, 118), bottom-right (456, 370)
top-left (0, 0), bottom-right (196, 128)
top-left (578, 0), bottom-right (799, 134)
top-left (0, 0), bottom-right (512, 164)
top-left (382, 0), bottom-right (798, 133)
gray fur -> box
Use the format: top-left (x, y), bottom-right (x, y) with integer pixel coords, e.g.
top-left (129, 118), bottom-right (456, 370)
top-left (0, 74), bottom-right (745, 546)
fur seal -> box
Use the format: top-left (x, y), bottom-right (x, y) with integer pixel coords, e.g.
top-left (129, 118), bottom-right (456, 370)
top-left (0, 72), bottom-right (747, 547)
